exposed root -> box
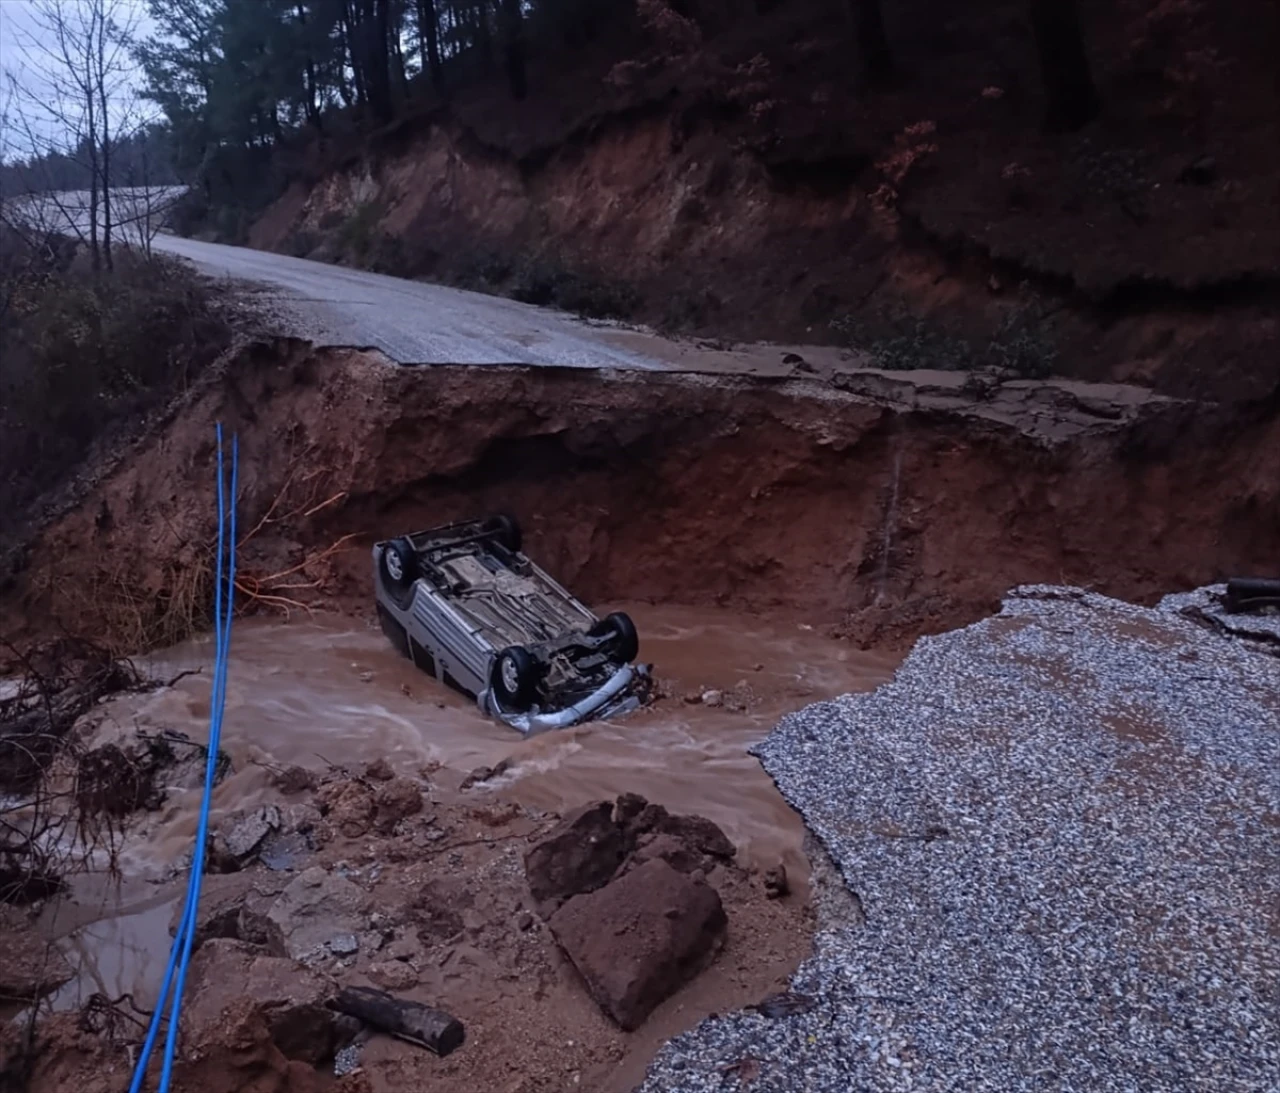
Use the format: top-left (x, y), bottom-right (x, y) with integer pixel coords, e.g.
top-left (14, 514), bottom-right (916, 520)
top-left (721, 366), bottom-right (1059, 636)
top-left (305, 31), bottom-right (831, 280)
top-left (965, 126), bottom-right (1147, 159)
top-left (233, 532), bottom-right (360, 619)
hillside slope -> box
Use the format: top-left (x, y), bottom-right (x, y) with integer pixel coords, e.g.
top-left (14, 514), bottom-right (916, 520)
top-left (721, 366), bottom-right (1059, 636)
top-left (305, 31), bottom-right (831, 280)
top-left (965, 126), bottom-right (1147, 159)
top-left (246, 0), bottom-right (1280, 402)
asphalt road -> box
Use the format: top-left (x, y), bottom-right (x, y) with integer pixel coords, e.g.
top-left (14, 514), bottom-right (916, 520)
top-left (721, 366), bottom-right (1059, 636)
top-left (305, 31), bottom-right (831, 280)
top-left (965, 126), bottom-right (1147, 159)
top-left (150, 234), bottom-right (841, 374)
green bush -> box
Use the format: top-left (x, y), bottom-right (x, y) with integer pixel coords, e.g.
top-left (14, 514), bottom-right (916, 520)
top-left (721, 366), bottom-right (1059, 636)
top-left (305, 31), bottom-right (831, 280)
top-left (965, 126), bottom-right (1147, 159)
top-left (832, 305), bottom-right (1058, 378)
top-left (510, 256), bottom-right (638, 320)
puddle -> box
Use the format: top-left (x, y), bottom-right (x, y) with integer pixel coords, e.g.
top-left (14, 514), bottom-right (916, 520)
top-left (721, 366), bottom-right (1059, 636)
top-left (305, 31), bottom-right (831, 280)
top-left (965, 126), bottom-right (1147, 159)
top-left (41, 604), bottom-right (897, 1011)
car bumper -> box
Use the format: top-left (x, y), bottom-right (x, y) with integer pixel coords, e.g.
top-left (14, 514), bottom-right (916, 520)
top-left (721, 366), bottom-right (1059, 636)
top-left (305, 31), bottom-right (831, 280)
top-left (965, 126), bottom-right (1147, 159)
top-left (479, 663), bottom-right (651, 735)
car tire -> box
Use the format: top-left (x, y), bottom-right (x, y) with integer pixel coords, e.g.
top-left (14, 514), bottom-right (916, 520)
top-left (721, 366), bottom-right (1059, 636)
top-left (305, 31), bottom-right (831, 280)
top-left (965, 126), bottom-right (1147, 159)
top-left (483, 513), bottom-right (523, 554)
top-left (590, 611), bottom-right (640, 663)
top-left (491, 645), bottom-right (539, 711)
top-left (380, 537), bottom-right (418, 605)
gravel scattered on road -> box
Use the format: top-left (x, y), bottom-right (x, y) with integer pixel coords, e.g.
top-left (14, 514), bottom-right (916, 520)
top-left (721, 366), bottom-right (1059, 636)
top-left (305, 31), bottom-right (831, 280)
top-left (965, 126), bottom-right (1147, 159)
top-left (640, 585), bottom-right (1280, 1093)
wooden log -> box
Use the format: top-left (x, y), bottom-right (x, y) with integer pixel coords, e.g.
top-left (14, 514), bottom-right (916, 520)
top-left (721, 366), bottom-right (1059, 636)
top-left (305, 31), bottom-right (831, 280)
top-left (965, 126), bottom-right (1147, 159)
top-left (1226, 577), bottom-right (1280, 613)
top-left (333, 986), bottom-right (465, 1057)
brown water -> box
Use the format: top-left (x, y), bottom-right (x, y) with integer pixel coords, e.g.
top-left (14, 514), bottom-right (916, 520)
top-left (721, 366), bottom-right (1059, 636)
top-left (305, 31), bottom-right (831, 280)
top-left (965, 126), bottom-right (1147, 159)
top-left (42, 604), bottom-right (897, 1010)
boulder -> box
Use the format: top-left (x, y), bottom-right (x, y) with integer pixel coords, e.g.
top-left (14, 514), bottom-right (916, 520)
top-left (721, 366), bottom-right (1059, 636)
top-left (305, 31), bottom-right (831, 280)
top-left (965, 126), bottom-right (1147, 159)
top-left (177, 992), bottom-right (327, 1093)
top-left (619, 800), bottom-right (736, 864)
top-left (523, 801), bottom-right (624, 909)
top-left (267, 867), bottom-right (373, 962)
top-left (183, 938), bottom-right (339, 1065)
top-left (548, 858), bottom-right (727, 1030)
top-left (629, 831), bottom-right (704, 875)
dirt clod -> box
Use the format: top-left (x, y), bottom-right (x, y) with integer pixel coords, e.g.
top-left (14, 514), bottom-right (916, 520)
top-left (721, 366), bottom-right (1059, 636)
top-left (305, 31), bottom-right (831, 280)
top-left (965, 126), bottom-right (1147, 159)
top-left (315, 778), bottom-right (376, 838)
top-left (273, 765), bottom-right (320, 795)
top-left (363, 758), bottom-right (394, 782)
top-left (372, 778), bottom-right (423, 833)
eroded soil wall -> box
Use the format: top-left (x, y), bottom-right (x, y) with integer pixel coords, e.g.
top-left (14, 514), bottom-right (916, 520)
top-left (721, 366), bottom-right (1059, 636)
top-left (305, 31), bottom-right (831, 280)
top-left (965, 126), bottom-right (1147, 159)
top-left (10, 341), bottom-right (1280, 651)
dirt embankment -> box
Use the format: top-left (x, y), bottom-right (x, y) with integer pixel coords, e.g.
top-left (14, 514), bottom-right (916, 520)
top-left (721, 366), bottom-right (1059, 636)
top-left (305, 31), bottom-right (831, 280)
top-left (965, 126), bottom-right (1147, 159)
top-left (248, 0), bottom-right (1280, 402)
top-left (6, 337), bottom-right (1280, 655)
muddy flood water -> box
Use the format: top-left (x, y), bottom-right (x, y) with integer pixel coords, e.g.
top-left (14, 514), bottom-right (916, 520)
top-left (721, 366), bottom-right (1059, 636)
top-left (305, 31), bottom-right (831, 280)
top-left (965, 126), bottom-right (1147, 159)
top-left (42, 604), bottom-right (898, 1013)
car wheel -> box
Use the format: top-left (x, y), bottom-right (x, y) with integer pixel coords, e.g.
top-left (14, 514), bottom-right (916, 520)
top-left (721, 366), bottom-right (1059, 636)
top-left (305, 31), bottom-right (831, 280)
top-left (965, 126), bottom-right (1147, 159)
top-left (590, 611), bottom-right (639, 663)
top-left (491, 645), bottom-right (539, 711)
top-left (482, 513), bottom-right (523, 554)
top-left (380, 537), bottom-right (418, 602)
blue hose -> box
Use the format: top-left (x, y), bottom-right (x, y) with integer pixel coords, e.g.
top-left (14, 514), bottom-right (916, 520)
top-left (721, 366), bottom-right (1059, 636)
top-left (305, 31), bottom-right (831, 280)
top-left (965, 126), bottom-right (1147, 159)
top-left (128, 426), bottom-right (238, 1093)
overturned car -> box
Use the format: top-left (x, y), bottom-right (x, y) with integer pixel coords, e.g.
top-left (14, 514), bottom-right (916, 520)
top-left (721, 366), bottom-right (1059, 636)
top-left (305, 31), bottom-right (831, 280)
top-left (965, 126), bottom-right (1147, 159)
top-left (373, 515), bottom-right (651, 733)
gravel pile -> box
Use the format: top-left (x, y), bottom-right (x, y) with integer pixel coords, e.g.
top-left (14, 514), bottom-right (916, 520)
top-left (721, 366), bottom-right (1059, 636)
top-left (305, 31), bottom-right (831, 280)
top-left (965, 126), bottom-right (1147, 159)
top-left (639, 585), bottom-right (1280, 1093)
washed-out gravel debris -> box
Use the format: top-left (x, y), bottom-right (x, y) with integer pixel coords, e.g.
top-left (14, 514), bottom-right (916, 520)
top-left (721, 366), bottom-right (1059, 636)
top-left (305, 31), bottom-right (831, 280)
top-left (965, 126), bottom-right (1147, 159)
top-left (640, 585), bottom-right (1280, 1092)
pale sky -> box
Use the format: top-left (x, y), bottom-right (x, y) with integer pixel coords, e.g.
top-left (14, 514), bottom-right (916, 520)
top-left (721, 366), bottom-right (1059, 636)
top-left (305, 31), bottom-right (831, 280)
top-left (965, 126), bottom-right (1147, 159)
top-left (0, 0), bottom-right (156, 158)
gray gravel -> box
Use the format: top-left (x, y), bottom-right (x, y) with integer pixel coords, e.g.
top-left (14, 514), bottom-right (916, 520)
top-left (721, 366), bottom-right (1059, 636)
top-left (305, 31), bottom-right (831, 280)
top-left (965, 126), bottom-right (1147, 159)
top-left (639, 585), bottom-right (1280, 1093)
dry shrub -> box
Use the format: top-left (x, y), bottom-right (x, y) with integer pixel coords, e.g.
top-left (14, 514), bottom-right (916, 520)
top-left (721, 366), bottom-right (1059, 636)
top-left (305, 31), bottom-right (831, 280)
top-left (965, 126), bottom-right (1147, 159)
top-left (871, 121), bottom-right (939, 213)
top-left (36, 549), bottom-right (214, 659)
top-left (0, 227), bottom-right (233, 536)
top-left (0, 638), bottom-right (143, 904)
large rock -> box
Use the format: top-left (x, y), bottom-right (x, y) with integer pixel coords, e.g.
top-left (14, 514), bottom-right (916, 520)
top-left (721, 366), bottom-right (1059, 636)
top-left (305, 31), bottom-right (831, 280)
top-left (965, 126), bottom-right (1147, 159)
top-left (168, 873), bottom-right (288, 957)
top-left (523, 801), bottom-right (624, 909)
top-left (183, 938), bottom-right (339, 1065)
top-left (267, 866), bottom-right (373, 962)
top-left (219, 805), bottom-right (283, 861)
top-left (548, 858), bottom-right (727, 1030)
top-left (621, 800), bottom-right (736, 863)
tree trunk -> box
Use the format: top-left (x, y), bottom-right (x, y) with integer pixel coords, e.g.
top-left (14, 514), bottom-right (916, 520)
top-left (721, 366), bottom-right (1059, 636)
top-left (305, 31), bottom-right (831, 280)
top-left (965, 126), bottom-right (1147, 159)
top-left (297, 4), bottom-right (322, 128)
top-left (848, 0), bottom-right (893, 87)
top-left (498, 0), bottom-right (526, 100)
top-left (98, 62), bottom-right (113, 270)
top-left (417, 0), bottom-right (443, 92)
top-left (1029, 0), bottom-right (1100, 131)
top-left (341, 1), bottom-right (367, 106)
top-left (86, 101), bottom-right (101, 273)
top-left (474, 1), bottom-right (494, 69)
top-left (368, 0), bottom-right (394, 120)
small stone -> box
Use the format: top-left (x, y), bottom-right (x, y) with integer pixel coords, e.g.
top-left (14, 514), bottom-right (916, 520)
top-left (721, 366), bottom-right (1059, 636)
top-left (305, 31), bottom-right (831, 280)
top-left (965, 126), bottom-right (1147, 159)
top-left (363, 758), bottom-right (394, 782)
top-left (517, 911), bottom-right (534, 931)
top-left (459, 765), bottom-right (495, 791)
top-left (752, 663), bottom-right (764, 672)
top-left (334, 1043), bottom-right (362, 1078)
top-left (700, 690), bottom-right (723, 707)
top-left (368, 960), bottom-right (418, 991)
top-left (328, 934), bottom-right (359, 957)
top-left (222, 805), bottom-right (282, 859)
top-left (764, 863), bottom-right (790, 900)
top-left (359, 670), bottom-right (374, 683)
top-left (682, 691), bottom-right (703, 705)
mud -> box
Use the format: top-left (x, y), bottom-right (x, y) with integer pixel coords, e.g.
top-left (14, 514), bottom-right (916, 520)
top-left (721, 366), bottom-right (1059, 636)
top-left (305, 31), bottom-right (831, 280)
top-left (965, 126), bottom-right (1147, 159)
top-left (16, 604), bottom-right (872, 1092)
top-left (8, 339), bottom-right (1280, 659)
